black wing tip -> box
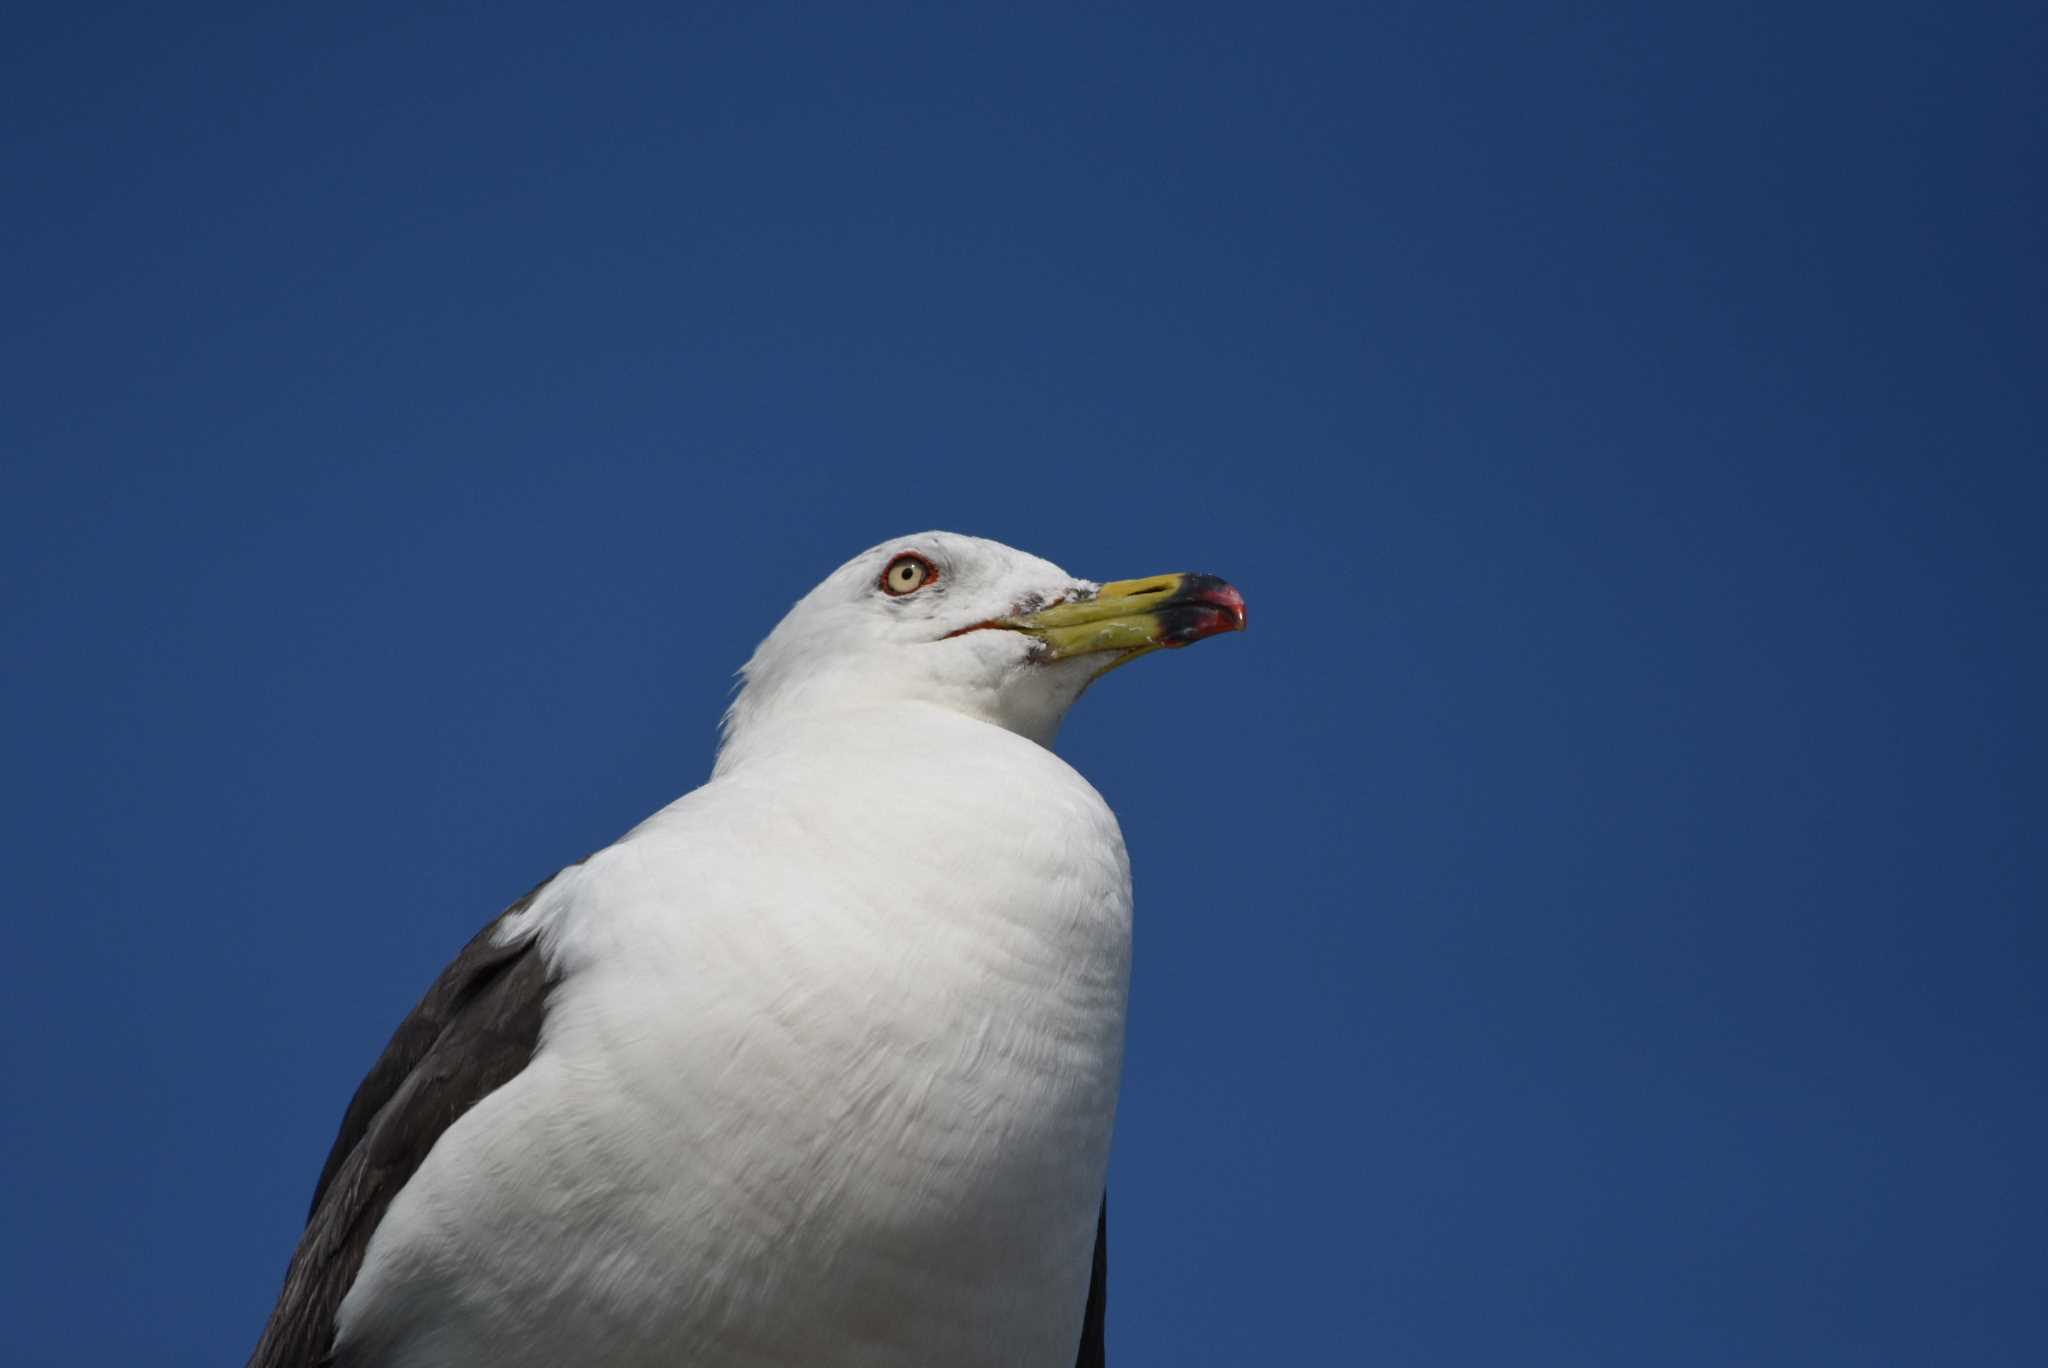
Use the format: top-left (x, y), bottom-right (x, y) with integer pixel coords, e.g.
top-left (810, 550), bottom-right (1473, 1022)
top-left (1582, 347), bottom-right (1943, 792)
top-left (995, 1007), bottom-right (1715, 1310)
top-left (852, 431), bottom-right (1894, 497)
top-left (1075, 1191), bottom-right (1108, 1367)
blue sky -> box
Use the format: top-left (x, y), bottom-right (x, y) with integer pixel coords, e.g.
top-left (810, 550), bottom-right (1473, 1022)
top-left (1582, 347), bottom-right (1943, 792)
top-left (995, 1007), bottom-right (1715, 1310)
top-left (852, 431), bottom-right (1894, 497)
top-left (3, 3), bottom-right (2042, 1363)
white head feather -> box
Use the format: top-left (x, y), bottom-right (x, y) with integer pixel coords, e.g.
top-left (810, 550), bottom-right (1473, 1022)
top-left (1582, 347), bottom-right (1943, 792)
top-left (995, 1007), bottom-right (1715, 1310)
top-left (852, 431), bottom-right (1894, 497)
top-left (717, 532), bottom-right (1105, 769)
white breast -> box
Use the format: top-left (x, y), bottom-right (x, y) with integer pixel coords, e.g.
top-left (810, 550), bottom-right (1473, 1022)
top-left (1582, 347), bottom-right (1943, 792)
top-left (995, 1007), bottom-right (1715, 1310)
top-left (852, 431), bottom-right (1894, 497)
top-left (334, 704), bottom-right (1132, 1367)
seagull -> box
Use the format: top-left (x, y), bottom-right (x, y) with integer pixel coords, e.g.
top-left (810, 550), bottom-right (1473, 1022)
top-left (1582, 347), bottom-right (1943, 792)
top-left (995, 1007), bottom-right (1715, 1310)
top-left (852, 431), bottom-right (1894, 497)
top-left (249, 531), bottom-right (1247, 1368)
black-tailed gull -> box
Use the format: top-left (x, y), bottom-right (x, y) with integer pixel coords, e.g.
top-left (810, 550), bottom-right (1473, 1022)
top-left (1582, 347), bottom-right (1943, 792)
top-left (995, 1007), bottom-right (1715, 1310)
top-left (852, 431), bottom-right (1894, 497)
top-left (249, 531), bottom-right (1247, 1367)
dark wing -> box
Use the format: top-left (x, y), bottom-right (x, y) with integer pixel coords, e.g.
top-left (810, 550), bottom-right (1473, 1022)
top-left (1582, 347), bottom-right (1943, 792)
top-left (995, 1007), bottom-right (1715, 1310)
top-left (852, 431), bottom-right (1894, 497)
top-left (247, 878), bottom-right (560, 1368)
top-left (1075, 1191), bottom-right (1108, 1367)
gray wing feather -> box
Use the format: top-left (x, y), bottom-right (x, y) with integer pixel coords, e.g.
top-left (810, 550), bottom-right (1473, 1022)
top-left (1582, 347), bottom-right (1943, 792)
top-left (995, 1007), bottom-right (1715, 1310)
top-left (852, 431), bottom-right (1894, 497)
top-left (247, 878), bottom-right (557, 1368)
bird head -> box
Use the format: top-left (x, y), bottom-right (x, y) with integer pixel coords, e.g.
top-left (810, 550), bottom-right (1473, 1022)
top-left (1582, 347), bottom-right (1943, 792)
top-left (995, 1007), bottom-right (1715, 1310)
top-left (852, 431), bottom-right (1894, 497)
top-left (718, 531), bottom-right (1245, 762)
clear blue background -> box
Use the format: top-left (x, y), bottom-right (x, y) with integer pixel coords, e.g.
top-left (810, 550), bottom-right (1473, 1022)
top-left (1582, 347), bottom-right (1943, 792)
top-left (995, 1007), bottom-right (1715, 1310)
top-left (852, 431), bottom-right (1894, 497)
top-left (3, 3), bottom-right (2041, 1363)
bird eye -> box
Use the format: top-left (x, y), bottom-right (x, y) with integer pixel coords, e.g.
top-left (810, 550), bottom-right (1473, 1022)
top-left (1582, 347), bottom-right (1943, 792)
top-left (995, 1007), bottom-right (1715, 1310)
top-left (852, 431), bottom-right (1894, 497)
top-left (880, 552), bottom-right (936, 596)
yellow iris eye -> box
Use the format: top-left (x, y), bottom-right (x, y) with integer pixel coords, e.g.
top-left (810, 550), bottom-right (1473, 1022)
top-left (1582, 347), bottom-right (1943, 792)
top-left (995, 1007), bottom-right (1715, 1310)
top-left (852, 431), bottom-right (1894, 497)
top-left (881, 553), bottom-right (934, 595)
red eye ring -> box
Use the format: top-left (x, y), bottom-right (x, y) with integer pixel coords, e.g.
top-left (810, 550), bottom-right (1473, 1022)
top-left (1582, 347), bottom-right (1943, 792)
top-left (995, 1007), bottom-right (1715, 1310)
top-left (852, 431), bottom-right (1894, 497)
top-left (880, 551), bottom-right (938, 596)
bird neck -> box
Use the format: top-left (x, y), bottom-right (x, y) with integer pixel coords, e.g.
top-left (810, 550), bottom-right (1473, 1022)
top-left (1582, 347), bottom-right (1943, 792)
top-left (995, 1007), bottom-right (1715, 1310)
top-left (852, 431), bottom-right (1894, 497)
top-left (715, 690), bottom-right (1072, 778)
